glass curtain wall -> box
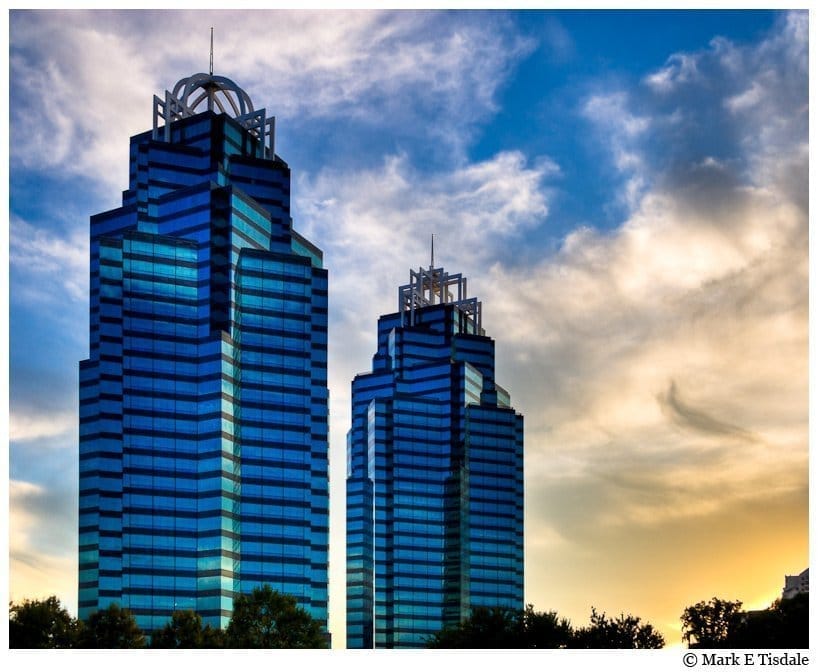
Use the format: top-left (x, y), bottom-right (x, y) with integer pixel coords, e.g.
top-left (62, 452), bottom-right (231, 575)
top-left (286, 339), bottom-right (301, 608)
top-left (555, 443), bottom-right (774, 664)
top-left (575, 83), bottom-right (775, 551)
top-left (346, 278), bottom-right (523, 649)
top-left (79, 108), bottom-right (329, 635)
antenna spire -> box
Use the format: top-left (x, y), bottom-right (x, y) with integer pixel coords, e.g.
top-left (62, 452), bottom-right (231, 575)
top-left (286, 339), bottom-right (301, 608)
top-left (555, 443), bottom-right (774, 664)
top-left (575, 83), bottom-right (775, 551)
top-left (209, 27), bottom-right (214, 76)
top-left (431, 233), bottom-right (435, 269)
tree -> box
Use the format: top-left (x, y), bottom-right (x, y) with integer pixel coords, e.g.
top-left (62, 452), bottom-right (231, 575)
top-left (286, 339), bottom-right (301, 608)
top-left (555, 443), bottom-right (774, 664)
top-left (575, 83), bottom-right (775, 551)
top-left (680, 597), bottom-right (744, 648)
top-left (522, 604), bottom-right (574, 648)
top-left (151, 610), bottom-right (225, 648)
top-left (724, 593), bottom-right (808, 649)
top-left (427, 604), bottom-right (574, 649)
top-left (428, 604), bottom-right (662, 649)
top-left (771, 592), bottom-right (809, 648)
top-left (78, 603), bottom-right (146, 648)
top-left (427, 606), bottom-right (526, 648)
top-left (572, 607), bottom-right (665, 648)
top-left (9, 596), bottom-right (82, 648)
top-left (225, 585), bottom-right (326, 648)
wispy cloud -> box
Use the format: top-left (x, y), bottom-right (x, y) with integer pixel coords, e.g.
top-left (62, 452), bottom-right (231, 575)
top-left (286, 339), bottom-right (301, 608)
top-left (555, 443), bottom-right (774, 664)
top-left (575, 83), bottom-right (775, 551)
top-left (297, 149), bottom-right (556, 468)
top-left (9, 410), bottom-right (76, 444)
top-left (481, 17), bottom-right (808, 633)
top-left (10, 215), bottom-right (88, 305)
top-left (10, 10), bottom-right (533, 193)
top-left (9, 480), bottom-right (78, 612)
top-left (657, 380), bottom-right (762, 444)
top-left (581, 91), bottom-right (651, 211)
top-left (644, 52), bottom-right (700, 93)
top-left (488, 154), bottom-right (806, 516)
top-left (585, 11), bottom-right (808, 225)
top-left (298, 149), bottom-right (553, 309)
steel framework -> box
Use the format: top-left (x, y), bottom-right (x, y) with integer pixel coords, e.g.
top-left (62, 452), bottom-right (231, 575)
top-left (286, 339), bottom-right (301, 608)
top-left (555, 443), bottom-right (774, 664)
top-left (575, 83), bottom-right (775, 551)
top-left (152, 73), bottom-right (275, 159)
top-left (398, 265), bottom-right (483, 335)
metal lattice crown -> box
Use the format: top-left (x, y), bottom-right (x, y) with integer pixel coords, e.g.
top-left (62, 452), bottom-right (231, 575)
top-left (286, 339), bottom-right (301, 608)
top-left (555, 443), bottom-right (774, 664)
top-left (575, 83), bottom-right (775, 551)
top-left (152, 73), bottom-right (275, 159)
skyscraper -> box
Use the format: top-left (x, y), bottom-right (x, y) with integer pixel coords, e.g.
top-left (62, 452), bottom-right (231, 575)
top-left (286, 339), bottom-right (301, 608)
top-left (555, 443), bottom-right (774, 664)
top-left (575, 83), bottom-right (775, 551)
top-left (78, 73), bottom-right (329, 635)
top-left (346, 263), bottom-right (524, 648)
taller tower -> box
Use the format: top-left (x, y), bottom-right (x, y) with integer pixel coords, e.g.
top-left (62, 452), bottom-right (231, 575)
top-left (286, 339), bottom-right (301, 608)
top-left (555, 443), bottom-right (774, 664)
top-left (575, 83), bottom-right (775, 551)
top-left (78, 74), bottom-right (329, 635)
top-left (346, 263), bottom-right (524, 648)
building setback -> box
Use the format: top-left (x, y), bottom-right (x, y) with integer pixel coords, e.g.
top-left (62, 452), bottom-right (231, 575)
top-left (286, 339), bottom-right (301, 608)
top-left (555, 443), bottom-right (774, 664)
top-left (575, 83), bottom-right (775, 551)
top-left (346, 263), bottom-right (524, 648)
top-left (78, 74), bottom-right (329, 635)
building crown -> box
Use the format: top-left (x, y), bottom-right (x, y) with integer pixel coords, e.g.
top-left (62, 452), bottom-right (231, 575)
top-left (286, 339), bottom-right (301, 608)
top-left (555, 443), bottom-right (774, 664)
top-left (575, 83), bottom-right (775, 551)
top-left (151, 72), bottom-right (276, 159)
top-left (398, 262), bottom-right (483, 335)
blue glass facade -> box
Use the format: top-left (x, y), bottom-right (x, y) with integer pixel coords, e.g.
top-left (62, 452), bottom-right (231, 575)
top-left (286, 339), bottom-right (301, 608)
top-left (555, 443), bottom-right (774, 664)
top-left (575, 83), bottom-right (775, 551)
top-left (78, 78), bottom-right (329, 636)
top-left (346, 267), bottom-right (524, 648)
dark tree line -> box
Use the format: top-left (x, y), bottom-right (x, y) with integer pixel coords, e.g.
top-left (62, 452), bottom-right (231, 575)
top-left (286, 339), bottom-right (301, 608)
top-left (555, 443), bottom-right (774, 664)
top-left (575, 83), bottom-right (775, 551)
top-left (681, 594), bottom-right (809, 649)
top-left (9, 585), bottom-right (326, 649)
top-left (430, 593), bottom-right (810, 650)
top-left (426, 604), bottom-right (665, 648)
top-left (14, 589), bottom-right (807, 649)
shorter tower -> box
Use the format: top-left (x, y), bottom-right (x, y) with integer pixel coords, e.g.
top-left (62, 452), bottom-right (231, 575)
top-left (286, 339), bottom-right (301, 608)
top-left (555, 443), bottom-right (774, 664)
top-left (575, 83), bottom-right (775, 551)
top-left (346, 263), bottom-right (524, 648)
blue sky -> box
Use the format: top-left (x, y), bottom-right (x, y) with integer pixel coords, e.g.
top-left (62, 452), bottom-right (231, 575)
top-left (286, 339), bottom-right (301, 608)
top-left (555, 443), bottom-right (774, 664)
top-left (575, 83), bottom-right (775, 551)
top-left (7, 9), bottom-right (810, 647)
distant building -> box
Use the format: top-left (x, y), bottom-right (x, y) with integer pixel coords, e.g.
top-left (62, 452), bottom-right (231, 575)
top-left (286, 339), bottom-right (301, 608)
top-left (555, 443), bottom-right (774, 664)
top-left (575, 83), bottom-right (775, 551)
top-left (782, 568), bottom-right (808, 600)
top-left (78, 73), bottom-right (329, 635)
top-left (346, 262), bottom-right (524, 648)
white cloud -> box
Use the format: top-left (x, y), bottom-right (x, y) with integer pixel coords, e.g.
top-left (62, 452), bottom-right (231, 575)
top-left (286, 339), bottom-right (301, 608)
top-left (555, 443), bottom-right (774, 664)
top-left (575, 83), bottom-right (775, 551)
top-left (298, 147), bottom-right (555, 457)
top-left (10, 215), bottom-right (88, 304)
top-left (644, 52), bottom-right (700, 93)
top-left (9, 410), bottom-right (76, 443)
top-left (10, 10), bottom-right (533, 193)
top-left (298, 150), bottom-right (551, 328)
top-left (452, 17), bottom-right (809, 573)
top-left (582, 91), bottom-right (652, 211)
top-left (725, 80), bottom-right (764, 113)
top-left (484, 20), bottom-right (808, 532)
top-left (583, 92), bottom-right (650, 141)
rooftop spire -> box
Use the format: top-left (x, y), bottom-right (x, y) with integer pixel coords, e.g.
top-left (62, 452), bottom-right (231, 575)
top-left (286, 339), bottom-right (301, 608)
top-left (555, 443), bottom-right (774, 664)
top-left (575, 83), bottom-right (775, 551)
top-left (431, 233), bottom-right (435, 269)
top-left (209, 27), bottom-right (214, 76)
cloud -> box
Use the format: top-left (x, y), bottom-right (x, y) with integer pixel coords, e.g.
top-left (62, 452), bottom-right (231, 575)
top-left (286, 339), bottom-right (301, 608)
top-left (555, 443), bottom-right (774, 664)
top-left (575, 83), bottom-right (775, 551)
top-left (541, 16), bottom-right (575, 62)
top-left (9, 479), bottom-right (79, 613)
top-left (297, 148), bottom-right (556, 481)
top-left (298, 149), bottom-right (553, 312)
top-left (584, 10), bottom-right (808, 224)
top-left (10, 12), bottom-right (162, 196)
top-left (10, 10), bottom-right (534, 193)
top-left (581, 91), bottom-right (652, 211)
top-left (488, 169), bottom-right (806, 516)
top-left (644, 52), bottom-right (700, 92)
top-left (482, 12), bottom-right (808, 549)
top-left (656, 380), bottom-right (761, 444)
top-left (9, 410), bottom-right (76, 444)
top-left (10, 215), bottom-right (88, 305)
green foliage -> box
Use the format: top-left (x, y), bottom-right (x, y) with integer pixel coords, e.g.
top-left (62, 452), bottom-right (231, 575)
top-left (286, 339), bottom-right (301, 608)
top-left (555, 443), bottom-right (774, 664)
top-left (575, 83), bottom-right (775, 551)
top-left (9, 596), bottom-right (82, 648)
top-left (683, 593), bottom-right (809, 649)
top-left (769, 593), bottom-right (809, 648)
top-left (78, 603), bottom-right (146, 648)
top-left (151, 610), bottom-right (225, 648)
top-left (428, 603), bottom-right (662, 649)
top-left (427, 606), bottom-right (527, 648)
top-left (225, 584), bottom-right (326, 648)
top-left (680, 597), bottom-right (745, 648)
top-left (522, 604), bottom-right (574, 648)
top-left (572, 607), bottom-right (665, 649)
